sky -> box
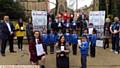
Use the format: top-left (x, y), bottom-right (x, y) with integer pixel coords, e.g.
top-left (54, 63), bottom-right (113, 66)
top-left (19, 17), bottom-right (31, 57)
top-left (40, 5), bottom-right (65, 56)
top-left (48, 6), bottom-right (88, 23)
top-left (48, 0), bottom-right (93, 11)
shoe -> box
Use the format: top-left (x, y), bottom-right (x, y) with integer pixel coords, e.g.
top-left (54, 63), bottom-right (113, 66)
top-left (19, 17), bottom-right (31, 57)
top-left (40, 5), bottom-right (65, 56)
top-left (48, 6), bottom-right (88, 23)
top-left (1, 54), bottom-right (5, 56)
top-left (10, 51), bottom-right (16, 53)
top-left (114, 51), bottom-right (118, 54)
top-left (110, 49), bottom-right (114, 52)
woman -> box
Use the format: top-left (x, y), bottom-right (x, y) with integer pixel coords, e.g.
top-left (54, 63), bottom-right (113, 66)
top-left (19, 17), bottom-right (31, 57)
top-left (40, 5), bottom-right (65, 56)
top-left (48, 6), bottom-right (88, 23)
top-left (55, 35), bottom-right (70, 68)
top-left (15, 18), bottom-right (25, 51)
top-left (29, 31), bottom-right (45, 68)
top-left (103, 18), bottom-right (111, 49)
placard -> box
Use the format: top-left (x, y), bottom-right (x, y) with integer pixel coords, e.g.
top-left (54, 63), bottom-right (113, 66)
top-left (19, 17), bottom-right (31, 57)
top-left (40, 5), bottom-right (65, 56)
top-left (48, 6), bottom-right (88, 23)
top-left (35, 44), bottom-right (44, 56)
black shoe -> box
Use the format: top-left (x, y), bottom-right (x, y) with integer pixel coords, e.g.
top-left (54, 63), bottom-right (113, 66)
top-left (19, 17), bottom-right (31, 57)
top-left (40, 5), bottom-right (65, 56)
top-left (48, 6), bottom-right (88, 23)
top-left (40, 65), bottom-right (45, 68)
top-left (10, 51), bottom-right (16, 53)
top-left (1, 54), bottom-right (5, 56)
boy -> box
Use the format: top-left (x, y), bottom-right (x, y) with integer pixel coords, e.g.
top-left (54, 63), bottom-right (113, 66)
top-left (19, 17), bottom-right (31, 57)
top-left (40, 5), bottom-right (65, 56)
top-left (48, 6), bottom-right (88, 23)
top-left (79, 35), bottom-right (89, 68)
top-left (71, 30), bottom-right (78, 55)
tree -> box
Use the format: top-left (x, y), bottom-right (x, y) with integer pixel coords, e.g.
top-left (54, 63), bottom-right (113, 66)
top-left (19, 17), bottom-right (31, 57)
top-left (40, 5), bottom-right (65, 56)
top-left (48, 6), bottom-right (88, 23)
top-left (0, 0), bottom-right (25, 19)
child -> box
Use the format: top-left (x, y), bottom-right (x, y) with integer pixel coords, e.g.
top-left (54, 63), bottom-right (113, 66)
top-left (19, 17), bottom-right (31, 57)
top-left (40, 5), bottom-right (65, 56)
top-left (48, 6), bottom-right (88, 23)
top-left (41, 30), bottom-right (49, 54)
top-left (49, 30), bottom-right (56, 54)
top-left (71, 30), bottom-right (78, 55)
top-left (64, 29), bottom-right (71, 45)
top-left (29, 31), bottom-right (45, 68)
top-left (90, 29), bottom-right (97, 57)
top-left (79, 35), bottom-right (89, 68)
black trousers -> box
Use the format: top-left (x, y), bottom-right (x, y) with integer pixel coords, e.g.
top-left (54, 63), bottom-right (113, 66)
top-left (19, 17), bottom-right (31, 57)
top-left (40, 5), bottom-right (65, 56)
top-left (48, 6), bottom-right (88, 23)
top-left (112, 36), bottom-right (119, 52)
top-left (1, 35), bottom-right (14, 54)
top-left (50, 43), bottom-right (54, 54)
top-left (17, 37), bottom-right (23, 50)
top-left (81, 55), bottom-right (87, 68)
top-left (90, 45), bottom-right (96, 57)
top-left (43, 44), bottom-right (48, 54)
top-left (103, 38), bottom-right (109, 49)
top-left (72, 44), bottom-right (77, 55)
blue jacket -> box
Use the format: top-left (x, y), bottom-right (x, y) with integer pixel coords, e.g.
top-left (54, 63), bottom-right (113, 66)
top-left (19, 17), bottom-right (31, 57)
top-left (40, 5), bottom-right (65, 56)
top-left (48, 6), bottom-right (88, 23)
top-left (71, 33), bottom-right (78, 44)
top-left (48, 33), bottom-right (56, 44)
top-left (64, 33), bottom-right (71, 43)
top-left (80, 41), bottom-right (89, 55)
top-left (41, 33), bottom-right (49, 45)
top-left (91, 34), bottom-right (97, 46)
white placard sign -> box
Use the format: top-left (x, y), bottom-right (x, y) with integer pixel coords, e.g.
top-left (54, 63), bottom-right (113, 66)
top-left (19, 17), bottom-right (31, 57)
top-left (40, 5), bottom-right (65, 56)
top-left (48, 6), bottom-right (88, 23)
top-left (32, 10), bottom-right (47, 31)
top-left (35, 44), bottom-right (44, 56)
top-left (89, 11), bottom-right (105, 39)
top-left (61, 46), bottom-right (65, 51)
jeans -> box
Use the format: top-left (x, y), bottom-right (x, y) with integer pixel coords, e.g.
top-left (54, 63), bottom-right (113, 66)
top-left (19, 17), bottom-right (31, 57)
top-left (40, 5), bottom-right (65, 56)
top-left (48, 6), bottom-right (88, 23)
top-left (112, 36), bottom-right (119, 52)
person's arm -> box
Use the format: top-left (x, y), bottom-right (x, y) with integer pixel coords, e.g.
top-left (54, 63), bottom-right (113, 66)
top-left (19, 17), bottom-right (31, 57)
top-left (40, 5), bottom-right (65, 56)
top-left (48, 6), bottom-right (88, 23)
top-left (110, 25), bottom-right (114, 34)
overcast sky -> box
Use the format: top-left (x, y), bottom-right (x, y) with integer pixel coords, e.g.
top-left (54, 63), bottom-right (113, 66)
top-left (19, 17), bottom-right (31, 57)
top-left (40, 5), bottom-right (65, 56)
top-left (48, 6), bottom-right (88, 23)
top-left (48, 0), bottom-right (93, 10)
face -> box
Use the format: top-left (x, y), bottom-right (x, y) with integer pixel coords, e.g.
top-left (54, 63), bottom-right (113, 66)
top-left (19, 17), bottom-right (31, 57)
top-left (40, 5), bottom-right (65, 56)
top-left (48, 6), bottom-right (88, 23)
top-left (81, 37), bottom-right (86, 42)
top-left (28, 18), bottom-right (32, 23)
top-left (114, 17), bottom-right (119, 22)
top-left (19, 18), bottom-right (23, 23)
top-left (84, 30), bottom-right (88, 34)
top-left (60, 36), bottom-right (65, 43)
top-left (34, 32), bottom-right (40, 38)
top-left (4, 16), bottom-right (9, 22)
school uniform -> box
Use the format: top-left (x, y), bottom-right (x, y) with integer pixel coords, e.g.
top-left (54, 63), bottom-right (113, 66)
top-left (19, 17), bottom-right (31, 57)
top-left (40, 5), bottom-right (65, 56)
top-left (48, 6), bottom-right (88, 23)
top-left (80, 41), bottom-right (89, 68)
top-left (49, 33), bottom-right (56, 54)
top-left (71, 21), bottom-right (77, 30)
top-left (65, 22), bottom-right (71, 30)
top-left (71, 33), bottom-right (78, 55)
top-left (64, 32), bottom-right (71, 44)
top-left (41, 33), bottom-right (49, 54)
top-left (90, 34), bottom-right (97, 57)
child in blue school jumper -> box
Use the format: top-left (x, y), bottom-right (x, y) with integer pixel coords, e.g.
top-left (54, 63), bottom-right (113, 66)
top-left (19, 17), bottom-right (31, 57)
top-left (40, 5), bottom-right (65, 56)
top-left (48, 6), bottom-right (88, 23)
top-left (41, 30), bottom-right (49, 54)
top-left (64, 29), bottom-right (72, 45)
top-left (79, 35), bottom-right (89, 68)
top-left (71, 30), bottom-right (78, 55)
top-left (90, 29), bottom-right (97, 57)
top-left (48, 30), bottom-right (56, 54)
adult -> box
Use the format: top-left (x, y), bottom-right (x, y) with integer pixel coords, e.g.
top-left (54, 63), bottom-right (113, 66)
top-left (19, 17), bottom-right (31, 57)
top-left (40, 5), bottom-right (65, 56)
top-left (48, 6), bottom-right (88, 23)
top-left (15, 18), bottom-right (25, 51)
top-left (26, 17), bottom-right (34, 44)
top-left (103, 18), bottom-right (111, 49)
top-left (29, 31), bottom-right (45, 68)
top-left (1, 16), bottom-right (16, 56)
top-left (110, 17), bottom-right (120, 54)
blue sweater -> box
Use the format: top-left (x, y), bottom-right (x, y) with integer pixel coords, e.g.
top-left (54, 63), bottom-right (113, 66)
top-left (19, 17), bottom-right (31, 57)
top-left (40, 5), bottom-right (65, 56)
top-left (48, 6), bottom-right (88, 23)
top-left (80, 41), bottom-right (89, 55)
top-left (41, 33), bottom-right (49, 45)
top-left (48, 33), bottom-right (56, 44)
top-left (64, 33), bottom-right (71, 43)
top-left (91, 34), bottom-right (97, 46)
top-left (71, 33), bottom-right (78, 44)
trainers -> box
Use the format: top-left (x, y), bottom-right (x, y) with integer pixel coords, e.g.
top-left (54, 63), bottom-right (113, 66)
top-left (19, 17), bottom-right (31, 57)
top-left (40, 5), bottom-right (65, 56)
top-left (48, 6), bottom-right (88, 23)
top-left (114, 51), bottom-right (119, 54)
top-left (110, 49), bottom-right (114, 52)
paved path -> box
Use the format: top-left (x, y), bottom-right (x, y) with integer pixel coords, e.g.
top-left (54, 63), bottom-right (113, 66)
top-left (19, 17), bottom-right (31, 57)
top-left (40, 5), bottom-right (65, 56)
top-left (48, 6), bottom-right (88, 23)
top-left (0, 44), bottom-right (120, 68)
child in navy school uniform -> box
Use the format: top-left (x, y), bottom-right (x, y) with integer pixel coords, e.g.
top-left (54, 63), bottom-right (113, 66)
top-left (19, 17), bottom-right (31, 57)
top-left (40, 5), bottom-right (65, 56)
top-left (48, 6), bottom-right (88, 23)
top-left (49, 30), bottom-right (56, 54)
top-left (79, 35), bottom-right (89, 68)
top-left (71, 30), bottom-right (78, 55)
top-left (90, 29), bottom-right (97, 57)
top-left (41, 30), bottom-right (49, 54)
top-left (64, 29), bottom-right (71, 45)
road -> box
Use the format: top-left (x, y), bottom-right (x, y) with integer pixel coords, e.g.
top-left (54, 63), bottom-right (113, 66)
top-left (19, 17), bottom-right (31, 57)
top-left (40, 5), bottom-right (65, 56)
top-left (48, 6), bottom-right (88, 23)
top-left (0, 44), bottom-right (120, 68)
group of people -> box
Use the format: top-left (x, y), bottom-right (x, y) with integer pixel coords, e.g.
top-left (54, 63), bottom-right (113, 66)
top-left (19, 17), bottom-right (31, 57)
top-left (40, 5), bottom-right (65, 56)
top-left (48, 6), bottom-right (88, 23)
top-left (0, 12), bottom-right (120, 68)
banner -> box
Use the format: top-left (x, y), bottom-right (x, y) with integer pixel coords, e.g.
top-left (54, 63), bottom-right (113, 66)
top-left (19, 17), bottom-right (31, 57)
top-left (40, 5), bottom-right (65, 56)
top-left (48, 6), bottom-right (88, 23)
top-left (32, 11), bottom-right (47, 32)
top-left (89, 11), bottom-right (105, 47)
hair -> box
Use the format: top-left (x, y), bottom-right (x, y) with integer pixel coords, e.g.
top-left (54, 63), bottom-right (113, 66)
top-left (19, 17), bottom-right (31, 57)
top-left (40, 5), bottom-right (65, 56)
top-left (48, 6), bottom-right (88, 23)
top-left (106, 18), bottom-right (111, 23)
top-left (33, 31), bottom-right (42, 43)
top-left (58, 35), bottom-right (66, 47)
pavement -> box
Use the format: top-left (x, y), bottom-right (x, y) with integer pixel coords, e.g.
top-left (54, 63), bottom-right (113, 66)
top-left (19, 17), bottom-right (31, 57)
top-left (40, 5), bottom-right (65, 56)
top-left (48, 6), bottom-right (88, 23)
top-left (0, 44), bottom-right (120, 68)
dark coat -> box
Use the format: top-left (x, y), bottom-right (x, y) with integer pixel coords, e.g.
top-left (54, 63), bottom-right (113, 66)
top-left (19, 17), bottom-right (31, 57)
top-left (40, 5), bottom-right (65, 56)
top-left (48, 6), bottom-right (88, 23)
top-left (1, 22), bottom-right (15, 40)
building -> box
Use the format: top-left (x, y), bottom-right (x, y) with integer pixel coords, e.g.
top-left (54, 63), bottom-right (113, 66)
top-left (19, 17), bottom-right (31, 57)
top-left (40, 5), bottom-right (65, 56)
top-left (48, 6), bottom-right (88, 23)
top-left (19, 0), bottom-right (48, 16)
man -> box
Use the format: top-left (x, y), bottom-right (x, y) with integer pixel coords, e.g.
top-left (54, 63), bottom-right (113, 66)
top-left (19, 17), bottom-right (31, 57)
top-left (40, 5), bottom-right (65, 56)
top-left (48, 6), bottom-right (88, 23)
top-left (110, 17), bottom-right (120, 54)
top-left (26, 17), bottom-right (34, 43)
top-left (1, 16), bottom-right (16, 56)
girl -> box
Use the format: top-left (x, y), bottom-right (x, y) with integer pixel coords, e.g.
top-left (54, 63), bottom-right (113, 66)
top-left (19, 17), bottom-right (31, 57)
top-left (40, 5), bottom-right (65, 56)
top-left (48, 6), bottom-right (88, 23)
top-left (15, 18), bottom-right (25, 51)
top-left (29, 31), bottom-right (45, 68)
